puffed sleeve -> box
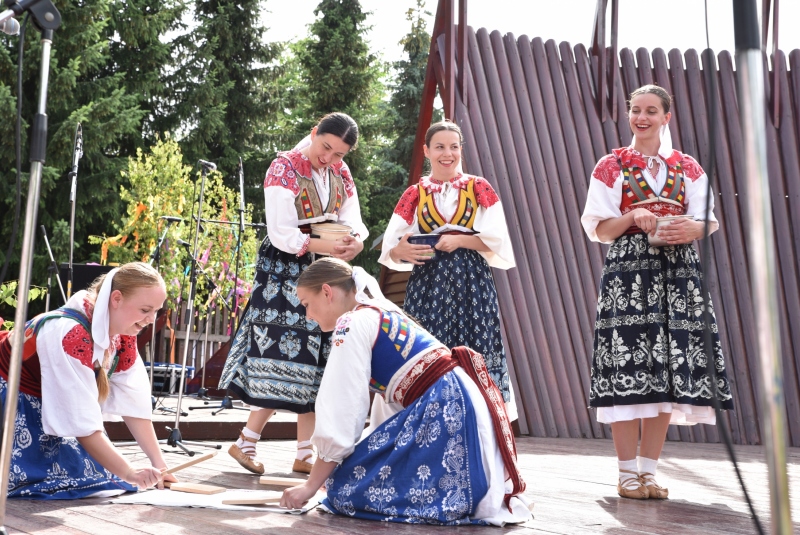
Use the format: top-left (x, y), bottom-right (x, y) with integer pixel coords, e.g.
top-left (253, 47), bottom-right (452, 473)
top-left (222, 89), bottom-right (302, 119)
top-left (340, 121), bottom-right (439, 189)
top-left (682, 155), bottom-right (718, 224)
top-left (36, 319), bottom-right (105, 437)
top-left (473, 178), bottom-right (515, 269)
top-left (336, 162), bottom-right (369, 241)
top-left (263, 156), bottom-right (309, 254)
top-left (311, 308), bottom-right (379, 463)
top-left (101, 336), bottom-right (152, 420)
top-left (581, 155), bottom-right (624, 243)
top-left (378, 186), bottom-right (420, 272)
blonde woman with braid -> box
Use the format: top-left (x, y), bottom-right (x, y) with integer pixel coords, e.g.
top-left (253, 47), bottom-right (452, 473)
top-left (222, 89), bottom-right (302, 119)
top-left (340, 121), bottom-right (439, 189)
top-left (0, 262), bottom-right (176, 498)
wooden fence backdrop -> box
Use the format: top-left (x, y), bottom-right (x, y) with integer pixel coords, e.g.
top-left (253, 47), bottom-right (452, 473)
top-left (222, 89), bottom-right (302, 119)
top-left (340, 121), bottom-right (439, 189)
top-left (383, 28), bottom-right (800, 446)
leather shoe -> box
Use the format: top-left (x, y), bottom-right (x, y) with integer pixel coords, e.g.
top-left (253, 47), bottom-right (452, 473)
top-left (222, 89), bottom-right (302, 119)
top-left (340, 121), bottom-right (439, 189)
top-left (617, 469), bottom-right (648, 499)
top-left (228, 442), bottom-right (265, 475)
top-left (640, 472), bottom-right (669, 499)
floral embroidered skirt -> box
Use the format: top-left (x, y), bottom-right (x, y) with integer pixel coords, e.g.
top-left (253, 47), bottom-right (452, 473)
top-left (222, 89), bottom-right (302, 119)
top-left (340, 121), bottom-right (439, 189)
top-left (589, 233), bottom-right (734, 412)
top-left (405, 248), bottom-right (511, 403)
top-left (0, 376), bottom-right (135, 499)
top-left (219, 237), bottom-right (330, 413)
top-left (322, 370), bottom-right (489, 524)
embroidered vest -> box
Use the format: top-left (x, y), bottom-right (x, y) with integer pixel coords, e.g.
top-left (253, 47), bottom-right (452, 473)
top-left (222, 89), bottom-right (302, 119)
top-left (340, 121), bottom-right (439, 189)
top-left (368, 309), bottom-right (441, 394)
top-left (416, 179), bottom-right (478, 233)
top-left (619, 160), bottom-right (687, 233)
top-left (293, 169), bottom-right (345, 222)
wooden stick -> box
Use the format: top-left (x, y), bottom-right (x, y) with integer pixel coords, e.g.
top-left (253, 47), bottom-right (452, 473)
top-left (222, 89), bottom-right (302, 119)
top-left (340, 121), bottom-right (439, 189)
top-left (221, 497), bottom-right (282, 505)
top-left (258, 475), bottom-right (306, 487)
top-left (163, 451), bottom-right (218, 475)
top-left (164, 482), bottom-right (226, 494)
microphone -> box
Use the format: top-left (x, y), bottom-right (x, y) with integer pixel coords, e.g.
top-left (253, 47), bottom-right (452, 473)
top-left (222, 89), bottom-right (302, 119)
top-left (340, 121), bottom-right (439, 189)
top-left (160, 216), bottom-right (184, 223)
top-left (1, 18), bottom-right (20, 36)
top-left (176, 239), bottom-right (191, 248)
top-left (198, 159), bottom-right (217, 170)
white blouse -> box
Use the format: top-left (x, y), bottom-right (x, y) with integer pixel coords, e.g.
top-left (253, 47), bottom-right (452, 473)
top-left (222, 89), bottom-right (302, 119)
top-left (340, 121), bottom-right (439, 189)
top-left (581, 153), bottom-right (718, 244)
top-left (378, 176), bottom-right (515, 271)
top-left (36, 291), bottom-right (152, 438)
top-left (263, 164), bottom-right (368, 255)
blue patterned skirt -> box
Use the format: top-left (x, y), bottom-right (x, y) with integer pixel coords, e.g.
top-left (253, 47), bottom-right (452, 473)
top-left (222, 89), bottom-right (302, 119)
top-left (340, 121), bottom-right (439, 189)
top-left (322, 371), bottom-right (489, 524)
top-left (219, 236), bottom-right (331, 413)
top-left (0, 376), bottom-right (135, 499)
top-left (589, 233), bottom-right (734, 409)
top-left (404, 248), bottom-right (511, 403)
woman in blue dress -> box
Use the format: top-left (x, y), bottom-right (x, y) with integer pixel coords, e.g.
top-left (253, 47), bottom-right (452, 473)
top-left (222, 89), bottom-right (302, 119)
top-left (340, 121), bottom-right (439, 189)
top-left (0, 262), bottom-right (176, 498)
top-left (280, 257), bottom-right (532, 526)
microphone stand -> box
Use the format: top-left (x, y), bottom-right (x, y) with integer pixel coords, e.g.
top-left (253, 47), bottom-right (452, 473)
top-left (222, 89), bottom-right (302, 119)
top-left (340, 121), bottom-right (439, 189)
top-left (0, 2), bottom-right (62, 532)
top-left (66, 123), bottom-right (82, 299)
top-left (163, 161), bottom-right (223, 455)
top-left (190, 158), bottom-right (249, 414)
top-left (39, 225), bottom-right (66, 309)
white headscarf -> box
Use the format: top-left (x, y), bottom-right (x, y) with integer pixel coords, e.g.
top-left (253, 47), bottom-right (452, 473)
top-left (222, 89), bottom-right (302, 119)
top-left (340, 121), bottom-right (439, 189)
top-left (91, 267), bottom-right (119, 352)
top-left (630, 124), bottom-right (673, 168)
top-left (351, 266), bottom-right (402, 314)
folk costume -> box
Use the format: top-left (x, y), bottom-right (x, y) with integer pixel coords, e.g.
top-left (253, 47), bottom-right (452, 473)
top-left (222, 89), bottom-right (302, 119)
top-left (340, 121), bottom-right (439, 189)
top-left (312, 270), bottom-right (531, 526)
top-left (378, 174), bottom-right (516, 410)
top-left (219, 148), bottom-right (368, 412)
top-left (581, 145), bottom-right (734, 424)
top-left (0, 282), bottom-right (151, 499)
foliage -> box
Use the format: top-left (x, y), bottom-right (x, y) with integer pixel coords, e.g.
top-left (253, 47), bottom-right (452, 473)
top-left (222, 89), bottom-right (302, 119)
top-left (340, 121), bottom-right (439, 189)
top-left (169, 0), bottom-right (285, 190)
top-left (90, 138), bottom-right (259, 317)
top-left (0, 280), bottom-right (47, 330)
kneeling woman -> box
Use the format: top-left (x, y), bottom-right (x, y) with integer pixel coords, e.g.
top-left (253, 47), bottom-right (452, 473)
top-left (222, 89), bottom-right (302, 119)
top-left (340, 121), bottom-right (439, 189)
top-left (0, 262), bottom-right (176, 498)
top-left (281, 258), bottom-right (531, 526)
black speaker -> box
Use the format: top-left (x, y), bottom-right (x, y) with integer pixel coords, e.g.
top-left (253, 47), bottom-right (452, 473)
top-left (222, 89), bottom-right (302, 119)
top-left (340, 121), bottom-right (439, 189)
top-left (56, 263), bottom-right (114, 307)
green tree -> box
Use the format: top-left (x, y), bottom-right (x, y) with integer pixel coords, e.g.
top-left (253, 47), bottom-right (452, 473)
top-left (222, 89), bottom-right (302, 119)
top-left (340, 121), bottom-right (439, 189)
top-left (170, 0), bottom-right (284, 186)
top-left (372, 0), bottom-right (439, 238)
top-left (0, 1), bottom-right (168, 319)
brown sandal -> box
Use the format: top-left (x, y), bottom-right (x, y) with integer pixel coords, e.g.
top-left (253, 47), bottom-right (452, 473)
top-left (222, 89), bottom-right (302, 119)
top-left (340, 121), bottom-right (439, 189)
top-left (640, 472), bottom-right (669, 499)
top-left (292, 449), bottom-right (314, 474)
top-left (617, 469), bottom-right (648, 499)
top-left (228, 432), bottom-right (265, 475)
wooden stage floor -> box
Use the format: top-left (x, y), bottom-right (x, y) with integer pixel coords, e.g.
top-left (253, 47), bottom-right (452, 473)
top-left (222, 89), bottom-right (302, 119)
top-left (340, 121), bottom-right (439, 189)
top-left (5, 436), bottom-right (799, 534)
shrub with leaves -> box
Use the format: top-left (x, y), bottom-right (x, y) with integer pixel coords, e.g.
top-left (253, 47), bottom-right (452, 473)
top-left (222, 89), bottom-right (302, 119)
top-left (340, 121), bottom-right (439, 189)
top-left (90, 137), bottom-right (259, 318)
top-left (0, 281), bottom-right (47, 330)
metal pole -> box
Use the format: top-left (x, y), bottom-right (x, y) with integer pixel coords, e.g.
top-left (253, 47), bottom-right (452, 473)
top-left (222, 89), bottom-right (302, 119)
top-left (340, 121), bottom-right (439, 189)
top-left (0, 31), bottom-right (53, 531)
top-left (733, 1), bottom-right (792, 533)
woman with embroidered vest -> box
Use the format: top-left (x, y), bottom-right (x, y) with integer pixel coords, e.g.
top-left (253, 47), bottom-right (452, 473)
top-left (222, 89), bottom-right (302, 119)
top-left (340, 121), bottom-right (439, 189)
top-left (220, 112), bottom-right (368, 476)
top-left (0, 262), bottom-right (176, 498)
top-left (581, 85), bottom-right (734, 500)
top-left (278, 257), bottom-right (532, 525)
top-left (378, 120), bottom-right (516, 416)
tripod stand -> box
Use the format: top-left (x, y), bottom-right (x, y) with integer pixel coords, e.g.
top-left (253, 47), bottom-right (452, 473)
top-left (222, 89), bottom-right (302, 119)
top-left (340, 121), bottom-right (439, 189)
top-left (159, 160), bottom-right (224, 456)
top-left (189, 158), bottom-right (252, 415)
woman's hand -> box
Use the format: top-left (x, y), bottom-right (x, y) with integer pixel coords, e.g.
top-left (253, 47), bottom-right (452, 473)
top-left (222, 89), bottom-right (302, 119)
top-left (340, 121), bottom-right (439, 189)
top-left (434, 234), bottom-right (462, 253)
top-left (123, 466), bottom-right (164, 489)
top-left (158, 471), bottom-right (178, 490)
top-left (389, 233), bottom-right (433, 265)
top-left (631, 208), bottom-right (658, 235)
top-left (656, 218), bottom-right (703, 245)
top-left (332, 235), bottom-right (363, 262)
top-left (281, 482), bottom-right (317, 509)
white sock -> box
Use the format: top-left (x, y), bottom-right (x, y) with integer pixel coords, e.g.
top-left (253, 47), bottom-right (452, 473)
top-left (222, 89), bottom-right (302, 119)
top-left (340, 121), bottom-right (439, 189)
top-left (618, 458), bottom-right (639, 489)
top-left (638, 456), bottom-right (659, 482)
top-left (235, 427), bottom-right (261, 459)
top-left (296, 439), bottom-right (314, 461)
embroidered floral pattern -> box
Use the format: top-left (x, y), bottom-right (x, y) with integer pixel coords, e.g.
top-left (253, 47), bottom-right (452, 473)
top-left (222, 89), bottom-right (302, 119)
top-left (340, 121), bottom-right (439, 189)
top-left (115, 336), bottom-right (138, 371)
top-left (473, 177), bottom-right (500, 208)
top-left (61, 324), bottom-right (93, 369)
top-left (592, 154), bottom-right (621, 188)
top-left (394, 185), bottom-right (420, 224)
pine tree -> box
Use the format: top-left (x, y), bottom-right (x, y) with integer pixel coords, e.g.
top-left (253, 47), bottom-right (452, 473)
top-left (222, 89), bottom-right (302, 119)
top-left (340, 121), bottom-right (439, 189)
top-left (0, 1), bottom-right (177, 317)
top-left (170, 0), bottom-right (284, 187)
top-left (372, 0), bottom-right (439, 232)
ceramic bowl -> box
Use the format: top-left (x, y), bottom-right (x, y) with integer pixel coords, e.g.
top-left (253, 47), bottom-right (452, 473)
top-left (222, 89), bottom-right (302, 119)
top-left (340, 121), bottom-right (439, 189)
top-left (648, 215), bottom-right (695, 246)
top-left (310, 223), bottom-right (353, 242)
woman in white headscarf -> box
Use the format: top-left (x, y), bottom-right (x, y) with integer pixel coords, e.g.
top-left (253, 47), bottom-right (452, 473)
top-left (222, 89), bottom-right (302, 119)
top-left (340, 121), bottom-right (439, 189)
top-left (0, 262), bottom-right (176, 499)
top-left (581, 84), bottom-right (733, 500)
top-left (280, 257), bottom-right (532, 526)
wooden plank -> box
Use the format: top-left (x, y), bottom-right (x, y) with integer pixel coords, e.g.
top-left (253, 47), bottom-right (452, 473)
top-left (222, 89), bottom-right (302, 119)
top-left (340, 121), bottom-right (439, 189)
top-left (165, 482), bottom-right (226, 494)
top-left (164, 451), bottom-right (218, 474)
top-left (259, 475), bottom-right (307, 487)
